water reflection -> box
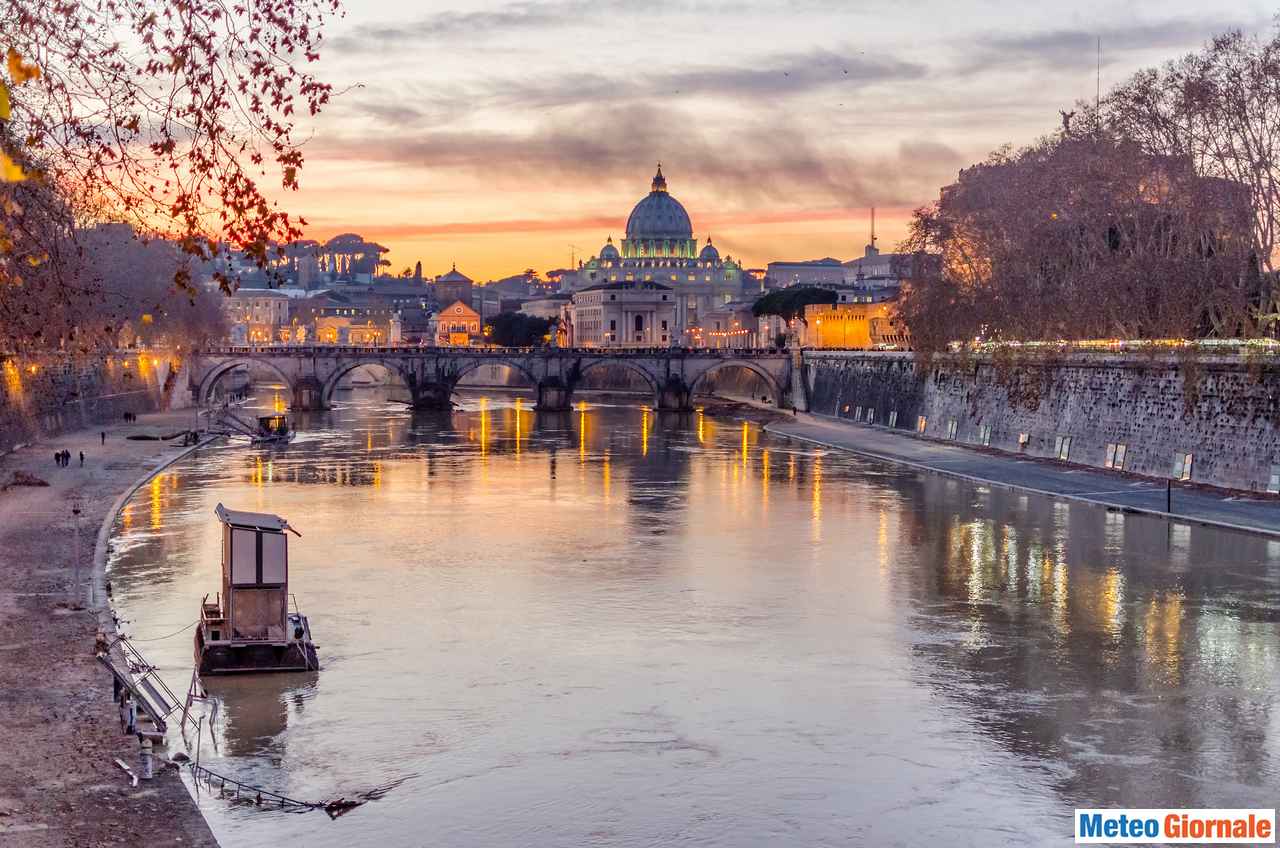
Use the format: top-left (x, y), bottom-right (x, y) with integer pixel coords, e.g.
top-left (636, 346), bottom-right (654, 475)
top-left (105, 388), bottom-right (1280, 847)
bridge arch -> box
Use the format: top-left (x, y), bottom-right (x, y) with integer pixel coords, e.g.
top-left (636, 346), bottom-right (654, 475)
top-left (320, 359), bottom-right (416, 408)
top-left (687, 359), bottom-right (785, 406)
top-left (196, 358), bottom-right (297, 406)
top-left (449, 357), bottom-right (541, 393)
top-left (574, 357), bottom-right (660, 397)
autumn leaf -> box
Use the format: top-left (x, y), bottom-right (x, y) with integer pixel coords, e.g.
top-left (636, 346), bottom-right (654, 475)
top-left (0, 81), bottom-right (9, 121)
top-left (0, 151), bottom-right (25, 182)
top-left (5, 50), bottom-right (40, 85)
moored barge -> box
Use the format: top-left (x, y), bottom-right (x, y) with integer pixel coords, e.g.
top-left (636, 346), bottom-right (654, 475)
top-left (195, 504), bottom-right (319, 675)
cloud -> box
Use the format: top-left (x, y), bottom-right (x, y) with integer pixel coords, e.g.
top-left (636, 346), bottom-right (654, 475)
top-left (307, 101), bottom-right (966, 212)
top-left (960, 16), bottom-right (1268, 74)
top-left (328, 0), bottom-right (747, 52)
top-left (328, 46), bottom-right (927, 130)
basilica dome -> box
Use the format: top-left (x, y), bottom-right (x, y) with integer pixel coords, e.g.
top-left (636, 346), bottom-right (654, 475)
top-left (625, 164), bottom-right (693, 241)
top-left (599, 236), bottom-right (620, 261)
top-left (698, 237), bottom-right (720, 263)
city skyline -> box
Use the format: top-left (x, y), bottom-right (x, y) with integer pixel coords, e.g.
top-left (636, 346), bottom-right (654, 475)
top-left (275, 0), bottom-right (1273, 278)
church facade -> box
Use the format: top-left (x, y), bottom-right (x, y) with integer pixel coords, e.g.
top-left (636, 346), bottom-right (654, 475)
top-left (559, 166), bottom-right (760, 347)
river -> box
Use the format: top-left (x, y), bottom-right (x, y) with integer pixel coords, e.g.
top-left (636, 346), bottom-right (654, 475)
top-left (105, 388), bottom-right (1280, 847)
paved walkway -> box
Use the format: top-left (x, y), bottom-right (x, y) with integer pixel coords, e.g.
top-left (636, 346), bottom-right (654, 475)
top-left (764, 413), bottom-right (1280, 539)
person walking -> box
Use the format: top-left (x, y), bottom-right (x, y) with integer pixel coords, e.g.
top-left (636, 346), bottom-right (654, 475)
top-left (79, 451), bottom-right (84, 467)
top-left (100, 431), bottom-right (106, 445)
top-left (53, 450), bottom-right (60, 467)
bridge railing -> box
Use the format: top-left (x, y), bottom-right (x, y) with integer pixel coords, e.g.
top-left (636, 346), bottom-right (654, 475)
top-left (199, 345), bottom-right (790, 358)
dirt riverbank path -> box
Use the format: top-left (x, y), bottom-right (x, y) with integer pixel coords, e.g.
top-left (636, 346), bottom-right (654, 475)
top-left (0, 409), bottom-right (218, 847)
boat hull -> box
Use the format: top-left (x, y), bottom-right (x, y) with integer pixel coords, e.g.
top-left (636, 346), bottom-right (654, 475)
top-left (195, 630), bottom-right (319, 675)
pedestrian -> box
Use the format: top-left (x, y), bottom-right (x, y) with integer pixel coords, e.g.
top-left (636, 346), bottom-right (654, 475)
top-left (100, 431), bottom-right (106, 445)
top-left (79, 451), bottom-right (84, 467)
top-left (53, 450), bottom-right (60, 467)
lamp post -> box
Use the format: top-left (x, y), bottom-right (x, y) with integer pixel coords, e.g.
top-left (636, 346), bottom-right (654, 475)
top-left (71, 505), bottom-right (82, 607)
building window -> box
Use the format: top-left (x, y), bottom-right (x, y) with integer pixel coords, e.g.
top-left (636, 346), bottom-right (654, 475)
top-left (609, 320), bottom-right (617, 332)
top-left (661, 320), bottom-right (668, 331)
top-left (1268, 464), bottom-right (1280, 494)
top-left (1018, 432), bottom-right (1030, 451)
top-left (853, 405), bottom-right (862, 421)
top-left (979, 424), bottom-right (992, 446)
top-left (864, 407), bottom-right (875, 424)
top-left (888, 410), bottom-right (898, 428)
top-left (1104, 442), bottom-right (1128, 470)
top-left (945, 418), bottom-right (958, 440)
top-left (1054, 435), bottom-right (1072, 461)
top-left (1173, 451), bottom-right (1193, 481)
top-left (916, 415), bottom-right (927, 434)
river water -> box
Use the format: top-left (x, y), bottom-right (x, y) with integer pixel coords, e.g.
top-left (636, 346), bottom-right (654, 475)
top-left (106, 389), bottom-right (1280, 847)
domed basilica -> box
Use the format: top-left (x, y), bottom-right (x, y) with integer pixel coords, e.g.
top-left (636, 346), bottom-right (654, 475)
top-left (558, 165), bottom-right (758, 347)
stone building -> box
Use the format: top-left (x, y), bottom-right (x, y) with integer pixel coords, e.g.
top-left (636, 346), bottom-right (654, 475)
top-left (558, 281), bottom-right (677, 348)
top-left (555, 165), bottom-right (755, 343)
top-left (224, 289), bottom-right (290, 344)
top-left (435, 265), bottom-right (474, 309)
top-left (436, 300), bottom-right (482, 346)
top-left (803, 299), bottom-right (910, 349)
top-left (766, 258), bottom-right (846, 289)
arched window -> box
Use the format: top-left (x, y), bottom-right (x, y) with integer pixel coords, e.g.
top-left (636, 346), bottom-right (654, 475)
top-left (634, 314), bottom-right (644, 332)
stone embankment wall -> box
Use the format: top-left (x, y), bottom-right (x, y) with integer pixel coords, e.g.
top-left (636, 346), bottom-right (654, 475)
top-left (805, 350), bottom-right (1280, 492)
top-left (0, 351), bottom-right (189, 454)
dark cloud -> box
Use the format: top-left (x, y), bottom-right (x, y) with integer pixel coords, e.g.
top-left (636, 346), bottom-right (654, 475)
top-left (331, 47), bottom-right (926, 128)
top-left (328, 0), bottom-right (866, 53)
top-left (309, 101), bottom-right (964, 210)
top-left (329, 0), bottom-right (741, 51)
top-left (961, 17), bottom-right (1268, 74)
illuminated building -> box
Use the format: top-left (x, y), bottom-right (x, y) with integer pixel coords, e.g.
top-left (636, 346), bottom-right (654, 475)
top-left (435, 300), bottom-right (482, 346)
top-left (803, 298), bottom-right (911, 349)
top-left (557, 165), bottom-right (757, 343)
top-left (224, 289), bottom-right (290, 345)
top-left (558, 281), bottom-right (677, 348)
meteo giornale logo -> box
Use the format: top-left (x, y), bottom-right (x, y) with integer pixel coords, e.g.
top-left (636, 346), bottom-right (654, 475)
top-left (1075, 809), bottom-right (1275, 844)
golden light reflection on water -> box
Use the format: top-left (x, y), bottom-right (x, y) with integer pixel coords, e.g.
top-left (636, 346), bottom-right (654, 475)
top-left (149, 474), bottom-right (164, 529)
top-left (760, 448), bottom-right (770, 512)
top-left (514, 398), bottom-right (524, 456)
top-left (640, 406), bottom-right (649, 456)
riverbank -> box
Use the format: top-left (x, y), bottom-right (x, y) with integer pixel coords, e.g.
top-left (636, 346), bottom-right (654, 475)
top-left (765, 413), bottom-right (1280, 538)
top-left (0, 409), bottom-right (219, 847)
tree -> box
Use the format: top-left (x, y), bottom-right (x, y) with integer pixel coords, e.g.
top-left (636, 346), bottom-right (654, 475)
top-left (485, 312), bottom-right (553, 347)
top-left (751, 287), bottom-right (837, 324)
top-left (897, 130), bottom-right (1257, 355)
top-left (1103, 24), bottom-right (1280, 327)
top-left (0, 0), bottom-right (340, 349)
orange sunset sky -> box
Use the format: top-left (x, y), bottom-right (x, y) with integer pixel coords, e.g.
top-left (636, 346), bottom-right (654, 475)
top-left (273, 0), bottom-right (1273, 281)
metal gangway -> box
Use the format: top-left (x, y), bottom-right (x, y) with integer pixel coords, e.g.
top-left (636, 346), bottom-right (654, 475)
top-left (96, 634), bottom-right (197, 737)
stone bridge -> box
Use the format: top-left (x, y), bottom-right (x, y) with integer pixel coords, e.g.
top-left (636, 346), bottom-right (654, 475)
top-left (188, 346), bottom-right (804, 412)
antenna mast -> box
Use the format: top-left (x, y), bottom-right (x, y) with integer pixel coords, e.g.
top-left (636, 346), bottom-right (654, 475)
top-left (870, 207), bottom-right (877, 249)
top-left (1096, 36), bottom-right (1101, 127)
